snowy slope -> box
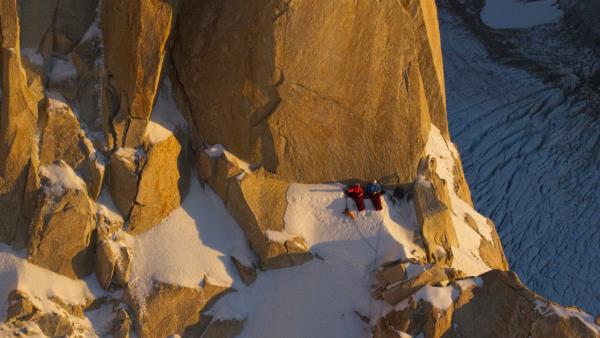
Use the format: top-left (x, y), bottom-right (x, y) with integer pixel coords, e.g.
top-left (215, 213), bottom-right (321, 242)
top-left (438, 3), bottom-right (600, 314)
top-left (0, 245), bottom-right (107, 337)
top-left (130, 178), bottom-right (254, 290)
top-left (203, 130), bottom-right (499, 338)
top-left (179, 182), bottom-right (424, 338)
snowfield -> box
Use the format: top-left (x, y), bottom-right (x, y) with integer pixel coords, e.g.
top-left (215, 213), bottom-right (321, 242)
top-left (480, 0), bottom-right (563, 29)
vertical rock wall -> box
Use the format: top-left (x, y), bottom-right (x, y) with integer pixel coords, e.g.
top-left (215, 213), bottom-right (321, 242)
top-left (101, 0), bottom-right (177, 149)
top-left (172, 0), bottom-right (450, 184)
top-left (0, 0), bottom-right (40, 247)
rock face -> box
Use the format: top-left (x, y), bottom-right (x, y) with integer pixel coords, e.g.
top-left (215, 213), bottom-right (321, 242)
top-left (198, 149), bottom-right (312, 269)
top-left (413, 156), bottom-right (457, 265)
top-left (110, 148), bottom-right (143, 216)
top-left (374, 269), bottom-right (600, 338)
top-left (125, 280), bottom-right (228, 338)
top-left (109, 129), bottom-right (191, 234)
top-left (95, 225), bottom-right (132, 290)
top-left (101, 0), bottom-right (177, 148)
top-left (172, 0), bottom-right (448, 184)
top-left (28, 162), bottom-right (95, 278)
top-left (1, 1), bottom-right (598, 337)
top-left (376, 265), bottom-right (464, 306)
top-left (128, 130), bottom-right (191, 234)
top-left (6, 290), bottom-right (76, 337)
top-left (20, 0), bottom-right (99, 56)
top-left (0, 0), bottom-right (40, 247)
top-left (39, 95), bottom-right (105, 199)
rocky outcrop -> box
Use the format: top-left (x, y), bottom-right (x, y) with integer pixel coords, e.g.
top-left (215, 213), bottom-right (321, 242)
top-left (110, 306), bottom-right (133, 338)
top-left (39, 95), bottom-right (105, 199)
top-left (172, 0), bottom-right (451, 184)
top-left (95, 226), bottom-right (132, 290)
top-left (128, 130), bottom-right (191, 234)
top-left (28, 161), bottom-right (95, 278)
top-left (108, 128), bottom-right (191, 234)
top-left (0, 0), bottom-right (41, 248)
top-left (231, 256), bottom-right (257, 286)
top-left (198, 148), bottom-right (312, 269)
top-left (124, 280), bottom-right (228, 338)
top-left (413, 156), bottom-right (457, 265)
top-left (450, 152), bottom-right (473, 206)
top-left (478, 218), bottom-right (509, 271)
top-left (375, 265), bottom-right (465, 306)
top-left (101, 0), bottom-right (177, 149)
top-left (20, 0), bottom-right (99, 56)
top-left (71, 21), bottom-right (104, 133)
top-left (4, 289), bottom-right (96, 337)
top-left (374, 269), bottom-right (600, 338)
top-left (109, 148), bottom-right (143, 216)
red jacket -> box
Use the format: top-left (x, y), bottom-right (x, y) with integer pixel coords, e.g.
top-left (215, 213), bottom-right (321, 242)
top-left (346, 186), bottom-right (364, 198)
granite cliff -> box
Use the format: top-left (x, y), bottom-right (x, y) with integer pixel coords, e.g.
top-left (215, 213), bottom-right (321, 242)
top-left (0, 0), bottom-right (598, 337)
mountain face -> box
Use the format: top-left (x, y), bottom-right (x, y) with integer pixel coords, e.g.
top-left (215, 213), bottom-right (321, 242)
top-left (438, 0), bottom-right (600, 316)
top-left (171, 0), bottom-right (449, 184)
top-left (0, 0), bottom-right (598, 337)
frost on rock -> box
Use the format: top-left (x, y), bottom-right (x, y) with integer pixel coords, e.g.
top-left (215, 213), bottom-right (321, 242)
top-left (39, 162), bottom-right (86, 197)
top-left (29, 161), bottom-right (96, 279)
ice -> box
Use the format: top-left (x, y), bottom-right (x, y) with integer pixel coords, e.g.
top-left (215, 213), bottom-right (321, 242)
top-left (439, 3), bottom-right (600, 314)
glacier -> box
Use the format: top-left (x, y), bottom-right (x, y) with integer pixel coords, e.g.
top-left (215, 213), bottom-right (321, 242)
top-left (438, 1), bottom-right (600, 315)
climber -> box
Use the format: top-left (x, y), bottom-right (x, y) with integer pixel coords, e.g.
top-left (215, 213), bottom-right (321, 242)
top-left (345, 183), bottom-right (365, 212)
top-left (366, 180), bottom-right (383, 211)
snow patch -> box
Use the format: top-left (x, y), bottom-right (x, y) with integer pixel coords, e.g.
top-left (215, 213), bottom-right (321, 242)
top-left (130, 177), bottom-right (253, 290)
top-left (481, 0), bottom-right (563, 29)
top-left (205, 144), bottom-right (225, 158)
top-left (205, 144), bottom-right (255, 174)
top-left (395, 285), bottom-right (460, 311)
top-left (535, 300), bottom-right (600, 332)
top-left (46, 92), bottom-right (70, 110)
top-left (48, 56), bottom-right (77, 82)
top-left (0, 244), bottom-right (103, 321)
top-left (264, 230), bottom-right (296, 243)
top-left (207, 182), bottom-right (426, 338)
top-left (146, 79), bottom-right (187, 144)
top-left (81, 21), bottom-right (102, 42)
top-left (425, 125), bottom-right (496, 275)
top-left (96, 188), bottom-right (124, 222)
top-left (455, 277), bottom-right (483, 292)
top-left (21, 48), bottom-right (44, 66)
top-left (40, 162), bottom-right (86, 196)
